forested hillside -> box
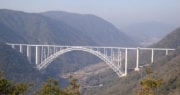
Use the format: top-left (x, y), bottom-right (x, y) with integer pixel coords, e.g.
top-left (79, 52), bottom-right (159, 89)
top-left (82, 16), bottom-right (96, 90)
top-left (0, 9), bottom-right (95, 45)
top-left (83, 27), bottom-right (180, 95)
top-left (0, 42), bottom-right (46, 85)
top-left (0, 9), bottom-right (135, 89)
top-left (152, 47), bottom-right (180, 95)
top-left (42, 11), bottom-right (135, 46)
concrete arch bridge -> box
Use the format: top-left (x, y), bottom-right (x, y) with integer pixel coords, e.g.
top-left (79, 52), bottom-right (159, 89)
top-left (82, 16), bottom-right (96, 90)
top-left (7, 43), bottom-right (175, 78)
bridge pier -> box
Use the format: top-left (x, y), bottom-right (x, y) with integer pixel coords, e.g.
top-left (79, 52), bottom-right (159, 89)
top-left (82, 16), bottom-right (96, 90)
top-left (151, 49), bottom-right (154, 63)
top-left (36, 46), bottom-right (40, 65)
top-left (48, 46), bottom-right (50, 56)
top-left (117, 49), bottom-right (121, 68)
top-left (135, 48), bottom-right (139, 71)
top-left (124, 48), bottom-right (128, 76)
top-left (11, 44), bottom-right (15, 49)
top-left (20, 44), bottom-right (23, 53)
top-left (166, 49), bottom-right (168, 55)
top-left (27, 46), bottom-right (31, 62)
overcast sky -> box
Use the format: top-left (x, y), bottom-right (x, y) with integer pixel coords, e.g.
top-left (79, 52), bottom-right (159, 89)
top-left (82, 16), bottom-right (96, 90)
top-left (0, 0), bottom-right (180, 28)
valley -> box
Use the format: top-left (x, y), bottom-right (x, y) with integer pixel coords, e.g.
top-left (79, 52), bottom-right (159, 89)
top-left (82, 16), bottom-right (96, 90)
top-left (0, 9), bottom-right (179, 95)
top-left (61, 62), bottom-right (110, 88)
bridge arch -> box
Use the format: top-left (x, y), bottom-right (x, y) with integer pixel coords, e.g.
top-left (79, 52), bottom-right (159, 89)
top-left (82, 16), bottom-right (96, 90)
top-left (37, 47), bottom-right (124, 77)
top-left (7, 43), bottom-right (176, 78)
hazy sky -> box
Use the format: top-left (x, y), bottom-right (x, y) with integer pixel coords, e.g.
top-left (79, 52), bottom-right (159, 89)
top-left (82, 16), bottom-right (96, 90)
top-left (0, 0), bottom-right (180, 28)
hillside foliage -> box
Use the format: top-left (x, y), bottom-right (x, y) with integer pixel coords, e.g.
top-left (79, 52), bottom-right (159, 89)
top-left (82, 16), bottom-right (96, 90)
top-left (0, 70), bottom-right (80, 95)
top-left (135, 67), bottom-right (162, 95)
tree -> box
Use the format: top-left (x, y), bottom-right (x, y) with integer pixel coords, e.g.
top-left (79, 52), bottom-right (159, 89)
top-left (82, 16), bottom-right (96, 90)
top-left (0, 69), bottom-right (80, 95)
top-left (64, 75), bottom-right (80, 95)
top-left (34, 78), bottom-right (63, 95)
top-left (35, 76), bottom-right (80, 95)
top-left (0, 70), bottom-right (31, 95)
top-left (135, 66), bottom-right (162, 95)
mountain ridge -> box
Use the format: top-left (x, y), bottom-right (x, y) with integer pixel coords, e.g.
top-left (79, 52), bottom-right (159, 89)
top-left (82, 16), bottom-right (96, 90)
top-left (42, 11), bottom-right (135, 46)
top-left (0, 9), bottom-right (96, 45)
top-left (122, 22), bottom-right (175, 46)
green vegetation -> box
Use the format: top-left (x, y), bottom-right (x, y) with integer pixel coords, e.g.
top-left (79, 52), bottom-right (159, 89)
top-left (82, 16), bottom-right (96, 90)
top-left (34, 76), bottom-right (80, 95)
top-left (0, 70), bottom-right (80, 95)
top-left (135, 67), bottom-right (162, 95)
top-left (153, 47), bottom-right (180, 95)
top-left (0, 71), bottom-right (32, 95)
top-left (0, 42), bottom-right (81, 94)
top-left (35, 78), bottom-right (63, 95)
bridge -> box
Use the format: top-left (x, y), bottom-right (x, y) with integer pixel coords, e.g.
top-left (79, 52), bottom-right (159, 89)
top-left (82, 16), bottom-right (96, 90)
top-left (7, 43), bottom-right (175, 78)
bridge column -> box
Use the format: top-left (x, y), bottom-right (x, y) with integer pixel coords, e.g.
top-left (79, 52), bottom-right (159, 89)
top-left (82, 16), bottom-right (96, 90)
top-left (135, 48), bottom-right (139, 71)
top-left (48, 46), bottom-right (50, 56)
top-left (112, 49), bottom-right (114, 61)
top-left (151, 49), bottom-right (154, 63)
top-left (103, 48), bottom-right (106, 56)
top-left (36, 46), bottom-right (40, 65)
top-left (20, 44), bottom-right (23, 53)
top-left (124, 48), bottom-right (128, 76)
top-left (104, 48), bottom-right (107, 57)
top-left (27, 46), bottom-right (31, 62)
top-left (111, 48), bottom-right (113, 61)
top-left (166, 49), bottom-right (168, 55)
top-left (54, 46), bottom-right (56, 53)
top-left (11, 44), bottom-right (15, 49)
top-left (117, 49), bottom-right (121, 68)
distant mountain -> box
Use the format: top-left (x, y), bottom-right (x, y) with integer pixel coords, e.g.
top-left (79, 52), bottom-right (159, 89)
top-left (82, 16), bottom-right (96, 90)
top-left (42, 11), bottom-right (135, 46)
top-left (0, 9), bottom-right (135, 47)
top-left (122, 22), bottom-right (175, 46)
top-left (152, 27), bottom-right (180, 48)
top-left (0, 9), bottom-right (95, 45)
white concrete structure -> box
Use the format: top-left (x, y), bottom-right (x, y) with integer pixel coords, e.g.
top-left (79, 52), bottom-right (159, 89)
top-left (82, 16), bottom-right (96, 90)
top-left (7, 43), bottom-right (175, 78)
